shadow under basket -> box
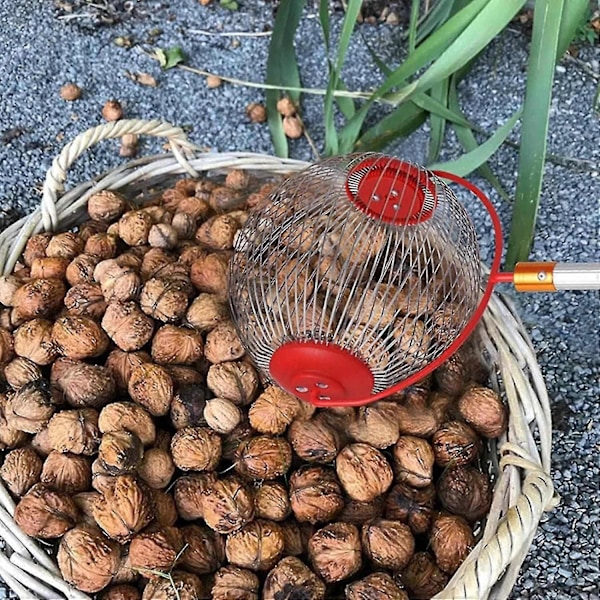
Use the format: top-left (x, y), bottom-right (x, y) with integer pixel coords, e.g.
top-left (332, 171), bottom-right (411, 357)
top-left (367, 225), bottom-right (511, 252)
top-left (0, 119), bottom-right (557, 600)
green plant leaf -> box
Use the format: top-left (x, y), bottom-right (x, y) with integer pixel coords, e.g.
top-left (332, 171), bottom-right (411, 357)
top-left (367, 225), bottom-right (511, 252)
top-left (219, 0), bottom-right (239, 10)
top-left (408, 0), bottom-right (421, 53)
top-left (265, 0), bottom-right (306, 158)
top-left (506, 0), bottom-right (566, 267)
top-left (338, 0), bottom-right (489, 151)
top-left (355, 102), bottom-right (427, 152)
top-left (416, 0), bottom-right (456, 45)
top-left (429, 108), bottom-right (521, 176)
top-left (386, 0), bottom-right (528, 106)
top-left (427, 78), bottom-right (450, 163)
top-left (322, 0), bottom-right (363, 155)
top-left (156, 47), bottom-right (185, 70)
top-left (556, 0), bottom-right (590, 56)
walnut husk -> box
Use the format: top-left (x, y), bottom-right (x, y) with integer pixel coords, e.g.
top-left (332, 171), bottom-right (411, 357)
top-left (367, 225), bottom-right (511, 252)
top-left (308, 522), bottom-right (362, 583)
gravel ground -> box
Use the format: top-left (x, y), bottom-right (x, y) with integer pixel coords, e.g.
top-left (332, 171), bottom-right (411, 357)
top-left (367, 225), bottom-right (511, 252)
top-left (0, 1), bottom-right (598, 598)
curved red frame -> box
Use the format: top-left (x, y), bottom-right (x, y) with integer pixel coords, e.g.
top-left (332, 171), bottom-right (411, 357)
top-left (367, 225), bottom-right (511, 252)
top-left (302, 170), bottom-right (505, 407)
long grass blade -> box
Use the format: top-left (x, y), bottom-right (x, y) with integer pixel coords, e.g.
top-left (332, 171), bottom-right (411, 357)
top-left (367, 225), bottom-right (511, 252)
top-left (354, 102), bottom-right (427, 152)
top-left (416, 0), bottom-right (456, 44)
top-left (386, 0), bottom-right (527, 105)
top-left (265, 0), bottom-right (306, 157)
top-left (322, 0), bottom-right (362, 155)
top-left (429, 108), bottom-right (521, 175)
top-left (408, 0), bottom-right (421, 54)
top-left (506, 0), bottom-right (567, 267)
top-left (556, 0), bottom-right (589, 58)
top-left (338, 0), bottom-right (489, 151)
top-left (427, 78), bottom-right (451, 163)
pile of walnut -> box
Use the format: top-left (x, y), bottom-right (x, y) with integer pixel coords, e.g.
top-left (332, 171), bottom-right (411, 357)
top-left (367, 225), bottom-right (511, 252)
top-left (0, 171), bottom-right (508, 600)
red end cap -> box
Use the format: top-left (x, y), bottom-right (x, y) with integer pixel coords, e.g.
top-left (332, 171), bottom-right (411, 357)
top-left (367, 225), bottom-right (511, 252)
top-left (269, 341), bottom-right (375, 407)
top-left (346, 156), bottom-right (437, 225)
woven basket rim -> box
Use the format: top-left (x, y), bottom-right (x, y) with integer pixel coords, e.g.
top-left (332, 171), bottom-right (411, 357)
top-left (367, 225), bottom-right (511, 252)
top-left (0, 120), bottom-right (556, 600)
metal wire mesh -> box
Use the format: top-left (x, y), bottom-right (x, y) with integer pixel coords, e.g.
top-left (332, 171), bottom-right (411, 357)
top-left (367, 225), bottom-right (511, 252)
top-left (229, 153), bottom-right (482, 394)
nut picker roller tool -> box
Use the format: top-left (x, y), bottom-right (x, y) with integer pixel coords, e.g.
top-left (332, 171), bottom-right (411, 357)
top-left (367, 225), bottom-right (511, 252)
top-left (229, 154), bottom-right (600, 407)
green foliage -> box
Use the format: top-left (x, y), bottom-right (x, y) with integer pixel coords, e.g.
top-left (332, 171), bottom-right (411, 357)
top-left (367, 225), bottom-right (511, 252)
top-left (266, 0), bottom-right (591, 262)
top-left (155, 47), bottom-right (185, 70)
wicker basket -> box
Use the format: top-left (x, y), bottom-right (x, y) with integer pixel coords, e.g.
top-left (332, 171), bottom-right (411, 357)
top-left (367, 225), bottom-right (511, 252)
top-left (0, 119), bottom-right (557, 600)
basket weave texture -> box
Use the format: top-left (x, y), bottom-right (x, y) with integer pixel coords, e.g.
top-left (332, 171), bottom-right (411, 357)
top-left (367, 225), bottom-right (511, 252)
top-left (0, 120), bottom-right (557, 600)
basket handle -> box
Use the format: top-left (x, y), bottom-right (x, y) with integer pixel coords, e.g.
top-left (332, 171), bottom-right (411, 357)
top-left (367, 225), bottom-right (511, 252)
top-left (434, 446), bottom-right (558, 600)
top-left (41, 119), bottom-right (200, 232)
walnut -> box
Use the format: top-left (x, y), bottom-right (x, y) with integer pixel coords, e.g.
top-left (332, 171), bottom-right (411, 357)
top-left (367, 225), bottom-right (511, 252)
top-left (335, 443), bottom-right (393, 502)
top-left (173, 472), bottom-right (217, 521)
top-left (142, 571), bottom-right (205, 600)
top-left (102, 301), bottom-right (155, 352)
top-left (142, 205), bottom-right (172, 225)
top-left (204, 397), bottom-right (242, 434)
top-left (30, 256), bottom-right (70, 280)
top-left (137, 448), bottom-right (175, 489)
top-left (308, 522), bottom-right (361, 583)
top-left (289, 466), bottom-right (344, 524)
top-left (401, 552), bottom-right (449, 599)
top-left (170, 426), bottom-right (221, 471)
top-left (14, 483), bottom-right (78, 538)
top-left (129, 527), bottom-right (184, 576)
top-left (88, 190), bottom-right (127, 222)
top-left (346, 572), bottom-right (409, 600)
top-left (348, 401), bottom-right (400, 449)
top-left (140, 278), bottom-right (189, 323)
top-left (147, 223), bottom-right (178, 249)
top-left (47, 408), bottom-right (100, 455)
top-left (23, 233), bottom-right (52, 266)
top-left (222, 419), bottom-right (253, 461)
top-left (170, 384), bottom-right (210, 430)
top-left (437, 465), bottom-right (492, 521)
top-left (186, 293), bottom-right (229, 333)
top-left (93, 474), bottom-right (154, 542)
top-left (58, 524), bottom-right (121, 593)
top-left (140, 248), bottom-right (174, 280)
top-left (79, 219), bottom-right (110, 241)
top-left (0, 446), bottom-right (43, 496)
top-left (171, 212), bottom-right (196, 240)
top-left (85, 233), bottom-right (119, 260)
top-left (96, 262), bottom-right (141, 303)
top-left (98, 402), bottom-right (156, 446)
top-left (0, 276), bottom-right (23, 307)
top-left (46, 232), bottom-right (84, 260)
top-left (66, 254), bottom-right (101, 286)
top-left (110, 551), bottom-right (138, 586)
top-left (100, 585), bottom-right (141, 600)
top-left (264, 556), bottom-right (326, 600)
top-left (72, 491), bottom-right (100, 523)
top-left (235, 436), bottom-right (292, 481)
top-left (165, 365), bottom-right (203, 388)
top-left (434, 350), bottom-right (470, 397)
top-left (361, 519), bottom-right (415, 571)
top-left (180, 524), bottom-right (221, 574)
top-left (338, 497), bottom-right (385, 525)
top-left (430, 513), bottom-right (474, 574)
top-left (392, 436), bottom-right (435, 488)
top-left (202, 476), bottom-right (255, 534)
top-left (52, 316), bottom-right (109, 360)
top-left (385, 483), bottom-right (435, 535)
top-left (432, 420), bottom-right (482, 467)
top-left (287, 415), bottom-right (340, 464)
top-left (253, 481), bottom-right (290, 522)
top-left (118, 211), bottom-right (153, 246)
top-left (225, 519), bottom-right (284, 571)
top-left (396, 397), bottom-right (442, 438)
top-left (149, 489), bottom-right (178, 528)
top-left (12, 278), bottom-right (66, 323)
top-left (151, 324), bottom-right (204, 365)
top-left (64, 283), bottom-right (107, 320)
top-left (0, 328), bottom-right (14, 365)
top-left (247, 386), bottom-right (299, 436)
top-left (212, 566), bottom-right (259, 600)
top-left (204, 321), bottom-right (245, 364)
top-left (190, 253), bottom-right (229, 299)
top-left (98, 431), bottom-right (143, 474)
top-left (177, 196), bottom-right (212, 221)
top-left (315, 406), bottom-right (355, 433)
top-left (55, 361), bottom-right (116, 408)
top-left (40, 451), bottom-right (92, 493)
top-left (208, 187), bottom-right (245, 212)
top-left (5, 379), bottom-right (56, 433)
top-left (128, 363), bottom-right (174, 417)
top-left (458, 385), bottom-right (508, 438)
top-left (104, 349), bottom-right (151, 392)
top-left (196, 214), bottom-right (240, 250)
top-left (206, 361), bottom-right (260, 405)
top-left (4, 357), bottom-right (42, 389)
